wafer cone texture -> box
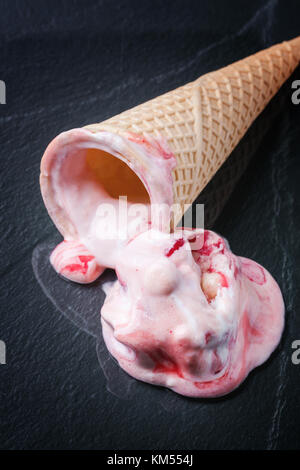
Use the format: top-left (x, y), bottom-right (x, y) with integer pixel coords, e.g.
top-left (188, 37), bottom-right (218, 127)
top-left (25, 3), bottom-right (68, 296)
top-left (85, 36), bottom-right (300, 214)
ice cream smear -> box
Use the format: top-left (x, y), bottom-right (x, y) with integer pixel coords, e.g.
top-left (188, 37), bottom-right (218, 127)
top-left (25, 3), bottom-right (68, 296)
top-left (41, 128), bottom-right (284, 397)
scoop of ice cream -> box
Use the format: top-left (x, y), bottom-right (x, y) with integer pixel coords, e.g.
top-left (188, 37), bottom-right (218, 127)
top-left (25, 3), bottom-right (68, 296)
top-left (101, 228), bottom-right (284, 397)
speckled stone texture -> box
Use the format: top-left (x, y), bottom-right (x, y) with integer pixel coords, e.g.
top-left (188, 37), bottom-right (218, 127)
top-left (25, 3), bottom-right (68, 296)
top-left (1, 0), bottom-right (300, 450)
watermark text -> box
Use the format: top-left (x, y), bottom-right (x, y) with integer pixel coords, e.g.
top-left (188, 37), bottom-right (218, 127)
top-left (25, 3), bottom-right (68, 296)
top-left (0, 340), bottom-right (6, 364)
top-left (291, 340), bottom-right (300, 365)
top-left (0, 80), bottom-right (6, 104)
top-left (291, 80), bottom-right (300, 105)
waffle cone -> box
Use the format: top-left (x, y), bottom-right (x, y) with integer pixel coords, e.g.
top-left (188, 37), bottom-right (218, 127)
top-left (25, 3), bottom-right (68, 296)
top-left (84, 36), bottom-right (300, 221)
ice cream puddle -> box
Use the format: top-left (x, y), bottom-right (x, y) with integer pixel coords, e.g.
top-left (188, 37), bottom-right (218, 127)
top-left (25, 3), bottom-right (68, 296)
top-left (101, 228), bottom-right (284, 397)
top-left (40, 129), bottom-right (284, 398)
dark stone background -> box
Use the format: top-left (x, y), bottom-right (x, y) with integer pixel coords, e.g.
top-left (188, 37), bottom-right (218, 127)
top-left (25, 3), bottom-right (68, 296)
top-left (1, 0), bottom-right (300, 450)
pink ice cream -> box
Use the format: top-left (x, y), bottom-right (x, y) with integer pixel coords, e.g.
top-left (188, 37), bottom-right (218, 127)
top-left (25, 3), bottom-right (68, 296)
top-left (101, 228), bottom-right (284, 397)
top-left (41, 128), bottom-right (285, 398)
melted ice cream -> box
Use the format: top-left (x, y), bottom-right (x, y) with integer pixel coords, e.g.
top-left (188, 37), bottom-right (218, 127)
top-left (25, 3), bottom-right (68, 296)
top-left (41, 128), bottom-right (285, 397)
top-left (101, 229), bottom-right (284, 397)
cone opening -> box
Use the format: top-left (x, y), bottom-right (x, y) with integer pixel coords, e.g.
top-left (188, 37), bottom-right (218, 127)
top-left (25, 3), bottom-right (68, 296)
top-left (85, 148), bottom-right (150, 204)
top-left (42, 130), bottom-right (152, 244)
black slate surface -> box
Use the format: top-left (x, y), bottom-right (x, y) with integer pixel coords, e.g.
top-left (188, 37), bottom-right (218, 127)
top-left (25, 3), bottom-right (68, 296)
top-left (1, 0), bottom-right (300, 450)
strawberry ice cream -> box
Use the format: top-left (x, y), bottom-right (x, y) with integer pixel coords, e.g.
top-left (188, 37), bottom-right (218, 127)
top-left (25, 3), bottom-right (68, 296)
top-left (40, 128), bottom-right (285, 398)
top-left (101, 228), bottom-right (284, 397)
